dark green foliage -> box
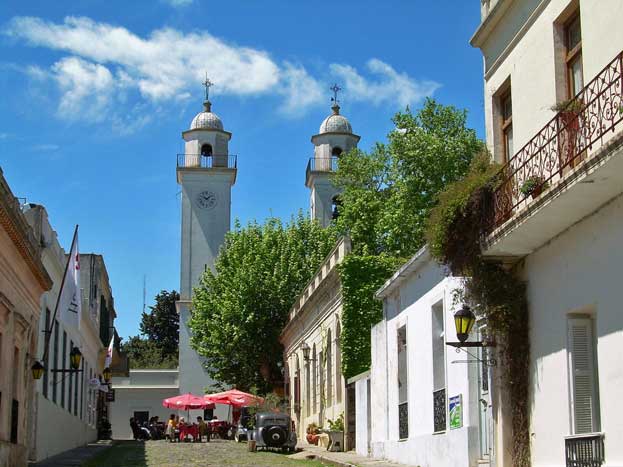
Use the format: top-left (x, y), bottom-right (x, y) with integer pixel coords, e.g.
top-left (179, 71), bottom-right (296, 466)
top-left (425, 157), bottom-right (531, 467)
top-left (189, 213), bottom-right (337, 393)
top-left (337, 255), bottom-right (404, 379)
top-left (121, 289), bottom-right (180, 369)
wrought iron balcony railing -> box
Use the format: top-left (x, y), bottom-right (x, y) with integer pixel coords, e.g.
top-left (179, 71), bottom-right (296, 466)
top-left (306, 157), bottom-right (339, 180)
top-left (488, 50), bottom-right (623, 232)
top-left (177, 154), bottom-right (237, 169)
top-left (565, 433), bottom-right (605, 467)
top-left (398, 401), bottom-right (409, 439)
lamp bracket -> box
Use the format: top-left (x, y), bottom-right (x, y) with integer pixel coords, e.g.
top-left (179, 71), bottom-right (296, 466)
top-left (446, 341), bottom-right (496, 348)
top-left (50, 369), bottom-right (84, 373)
top-left (448, 345), bottom-right (497, 367)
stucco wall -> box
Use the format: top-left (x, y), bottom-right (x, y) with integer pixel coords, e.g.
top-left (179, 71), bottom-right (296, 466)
top-left (477, 0), bottom-right (623, 164)
top-left (370, 258), bottom-right (481, 467)
top-left (522, 192), bottom-right (623, 467)
top-left (354, 376), bottom-right (369, 457)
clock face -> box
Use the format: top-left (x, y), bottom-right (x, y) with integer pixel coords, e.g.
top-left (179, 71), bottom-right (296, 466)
top-left (196, 190), bottom-right (217, 210)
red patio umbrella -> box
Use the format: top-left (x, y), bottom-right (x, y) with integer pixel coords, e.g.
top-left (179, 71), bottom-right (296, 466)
top-left (204, 389), bottom-right (263, 408)
top-left (163, 393), bottom-right (216, 411)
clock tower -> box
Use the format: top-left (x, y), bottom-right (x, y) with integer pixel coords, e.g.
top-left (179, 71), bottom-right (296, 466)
top-left (176, 83), bottom-right (236, 400)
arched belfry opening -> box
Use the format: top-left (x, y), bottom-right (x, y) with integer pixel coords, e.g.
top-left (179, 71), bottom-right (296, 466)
top-left (331, 146), bottom-right (343, 157)
top-left (201, 143), bottom-right (213, 157)
top-left (332, 195), bottom-right (342, 220)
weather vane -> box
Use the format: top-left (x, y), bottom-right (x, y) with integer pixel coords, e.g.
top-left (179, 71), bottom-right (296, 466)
top-left (330, 83), bottom-right (342, 106)
top-left (202, 73), bottom-right (214, 101)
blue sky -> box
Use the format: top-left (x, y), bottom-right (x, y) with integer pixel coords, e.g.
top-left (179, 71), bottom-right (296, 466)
top-left (0, 0), bottom-right (484, 340)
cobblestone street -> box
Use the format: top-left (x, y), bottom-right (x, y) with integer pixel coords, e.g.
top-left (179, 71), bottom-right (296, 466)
top-left (80, 440), bottom-right (326, 467)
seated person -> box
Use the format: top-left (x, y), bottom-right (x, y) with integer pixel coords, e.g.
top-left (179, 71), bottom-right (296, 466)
top-left (196, 416), bottom-right (209, 442)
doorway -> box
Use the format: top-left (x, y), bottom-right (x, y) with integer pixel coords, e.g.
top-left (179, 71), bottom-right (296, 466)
top-left (478, 327), bottom-right (493, 461)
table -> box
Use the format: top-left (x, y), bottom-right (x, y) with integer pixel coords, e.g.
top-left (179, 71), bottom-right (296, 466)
top-left (178, 424), bottom-right (199, 442)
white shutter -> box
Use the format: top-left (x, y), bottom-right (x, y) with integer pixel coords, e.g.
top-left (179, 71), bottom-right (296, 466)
top-left (567, 317), bottom-right (598, 434)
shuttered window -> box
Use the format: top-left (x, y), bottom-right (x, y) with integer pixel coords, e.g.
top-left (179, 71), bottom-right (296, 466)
top-left (567, 317), bottom-right (600, 434)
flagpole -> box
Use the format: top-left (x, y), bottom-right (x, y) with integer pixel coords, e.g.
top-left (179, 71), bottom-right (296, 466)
top-left (42, 224), bottom-right (79, 364)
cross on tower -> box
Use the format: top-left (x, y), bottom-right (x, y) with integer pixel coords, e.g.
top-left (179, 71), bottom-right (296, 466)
top-left (202, 73), bottom-right (214, 101)
top-left (330, 83), bottom-right (342, 106)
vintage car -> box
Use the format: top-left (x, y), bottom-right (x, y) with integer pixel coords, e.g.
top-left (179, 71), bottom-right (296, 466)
top-left (248, 412), bottom-right (297, 452)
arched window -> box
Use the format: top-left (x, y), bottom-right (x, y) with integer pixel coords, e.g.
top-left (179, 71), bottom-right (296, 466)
top-left (312, 345), bottom-right (317, 413)
top-left (201, 143), bottom-right (213, 156)
top-left (332, 195), bottom-right (342, 220)
top-left (335, 322), bottom-right (342, 403)
top-left (326, 329), bottom-right (333, 406)
top-left (331, 146), bottom-right (343, 157)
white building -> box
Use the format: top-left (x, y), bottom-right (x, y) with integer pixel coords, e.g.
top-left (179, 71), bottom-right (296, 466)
top-left (110, 369), bottom-right (179, 440)
top-left (175, 94), bottom-right (235, 420)
top-left (23, 205), bottom-right (118, 461)
top-left (472, 1), bottom-right (623, 466)
top-left (354, 248), bottom-right (484, 467)
top-left (280, 237), bottom-right (350, 447)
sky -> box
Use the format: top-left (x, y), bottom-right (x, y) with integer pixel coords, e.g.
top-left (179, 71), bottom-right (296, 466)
top-left (0, 0), bottom-right (484, 340)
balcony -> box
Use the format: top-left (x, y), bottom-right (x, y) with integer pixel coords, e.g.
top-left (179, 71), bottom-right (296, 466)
top-left (305, 157), bottom-right (338, 187)
top-left (176, 154), bottom-right (237, 183)
top-left (483, 51), bottom-right (623, 258)
top-left (565, 433), bottom-right (605, 467)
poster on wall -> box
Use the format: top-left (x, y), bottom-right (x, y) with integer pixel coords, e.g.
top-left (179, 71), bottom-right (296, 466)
top-left (449, 394), bottom-right (463, 429)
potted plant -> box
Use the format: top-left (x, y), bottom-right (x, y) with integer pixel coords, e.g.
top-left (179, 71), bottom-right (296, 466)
top-left (306, 423), bottom-right (320, 445)
top-left (520, 176), bottom-right (548, 198)
top-left (326, 413), bottom-right (345, 452)
top-left (552, 98), bottom-right (584, 166)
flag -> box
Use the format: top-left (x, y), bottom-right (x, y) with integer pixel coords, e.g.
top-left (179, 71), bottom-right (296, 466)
top-left (58, 227), bottom-right (81, 330)
top-left (105, 335), bottom-right (114, 369)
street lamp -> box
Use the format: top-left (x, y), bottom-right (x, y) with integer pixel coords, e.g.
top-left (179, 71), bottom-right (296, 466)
top-left (300, 342), bottom-right (316, 362)
top-left (31, 361), bottom-right (45, 380)
top-left (103, 367), bottom-right (112, 383)
top-left (69, 347), bottom-right (82, 370)
top-left (454, 305), bottom-right (476, 343)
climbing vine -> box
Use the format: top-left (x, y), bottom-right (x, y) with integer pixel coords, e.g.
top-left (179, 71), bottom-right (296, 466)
top-left (426, 153), bottom-right (531, 467)
top-left (338, 254), bottom-right (404, 380)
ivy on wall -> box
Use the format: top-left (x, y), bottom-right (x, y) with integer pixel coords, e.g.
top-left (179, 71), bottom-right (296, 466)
top-left (338, 254), bottom-right (404, 380)
top-left (426, 153), bottom-right (531, 467)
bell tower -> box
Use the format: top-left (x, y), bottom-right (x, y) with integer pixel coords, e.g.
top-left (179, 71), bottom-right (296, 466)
top-left (176, 78), bottom-right (236, 399)
top-left (306, 85), bottom-right (360, 227)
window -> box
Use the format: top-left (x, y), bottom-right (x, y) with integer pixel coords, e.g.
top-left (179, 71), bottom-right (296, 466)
top-left (201, 143), bottom-right (213, 156)
top-left (43, 308), bottom-right (50, 398)
top-left (74, 353), bottom-right (80, 416)
top-left (61, 331), bottom-right (67, 409)
top-left (11, 347), bottom-right (20, 444)
top-left (501, 89), bottom-right (513, 162)
top-left (565, 14), bottom-right (583, 97)
top-left (331, 195), bottom-right (342, 220)
top-left (52, 322), bottom-right (59, 404)
top-left (335, 322), bottom-right (342, 403)
top-left (331, 147), bottom-right (343, 157)
top-left (305, 358), bottom-right (311, 417)
top-left (432, 302), bottom-right (446, 433)
top-left (68, 340), bottom-right (73, 414)
top-left (568, 316), bottom-right (600, 434)
top-left (80, 359), bottom-right (85, 419)
top-left (326, 330), bottom-right (333, 406)
top-left (312, 345), bottom-right (317, 412)
top-left (397, 325), bottom-right (408, 439)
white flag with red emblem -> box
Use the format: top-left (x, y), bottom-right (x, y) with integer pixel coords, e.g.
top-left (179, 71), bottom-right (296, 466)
top-left (58, 227), bottom-right (81, 330)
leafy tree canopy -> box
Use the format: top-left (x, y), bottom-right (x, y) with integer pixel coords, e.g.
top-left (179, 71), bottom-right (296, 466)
top-left (190, 213), bottom-right (337, 393)
top-left (332, 97), bottom-right (484, 257)
top-left (121, 289), bottom-right (180, 369)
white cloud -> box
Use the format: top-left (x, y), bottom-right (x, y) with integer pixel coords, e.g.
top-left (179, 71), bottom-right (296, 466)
top-left (331, 58), bottom-right (440, 108)
top-left (4, 16), bottom-right (440, 130)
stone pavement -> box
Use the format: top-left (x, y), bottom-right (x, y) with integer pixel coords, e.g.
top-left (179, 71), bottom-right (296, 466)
top-left (290, 445), bottom-right (418, 467)
top-left (29, 440), bottom-right (112, 467)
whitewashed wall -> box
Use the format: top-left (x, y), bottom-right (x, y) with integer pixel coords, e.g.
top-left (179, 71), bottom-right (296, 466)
top-left (521, 193), bottom-right (623, 467)
top-left (370, 256), bottom-right (480, 467)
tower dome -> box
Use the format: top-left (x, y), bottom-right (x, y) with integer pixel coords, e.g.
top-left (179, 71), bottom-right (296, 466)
top-left (190, 101), bottom-right (224, 131)
top-left (319, 104), bottom-right (353, 134)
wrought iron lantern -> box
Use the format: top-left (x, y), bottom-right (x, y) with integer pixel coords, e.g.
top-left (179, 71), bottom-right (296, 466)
top-left (69, 347), bottom-right (82, 370)
top-left (300, 342), bottom-right (311, 361)
top-left (31, 361), bottom-right (45, 380)
top-left (454, 305), bottom-right (476, 343)
top-left (103, 366), bottom-right (112, 383)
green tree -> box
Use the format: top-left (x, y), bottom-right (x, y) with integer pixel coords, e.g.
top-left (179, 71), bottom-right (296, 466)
top-left (189, 213), bottom-right (337, 393)
top-left (140, 290), bottom-right (180, 359)
top-left (333, 98), bottom-right (483, 257)
top-left (121, 289), bottom-right (180, 369)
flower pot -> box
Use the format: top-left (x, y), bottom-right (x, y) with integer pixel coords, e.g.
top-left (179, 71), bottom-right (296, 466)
top-left (530, 185), bottom-right (544, 198)
top-left (306, 433), bottom-right (319, 445)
